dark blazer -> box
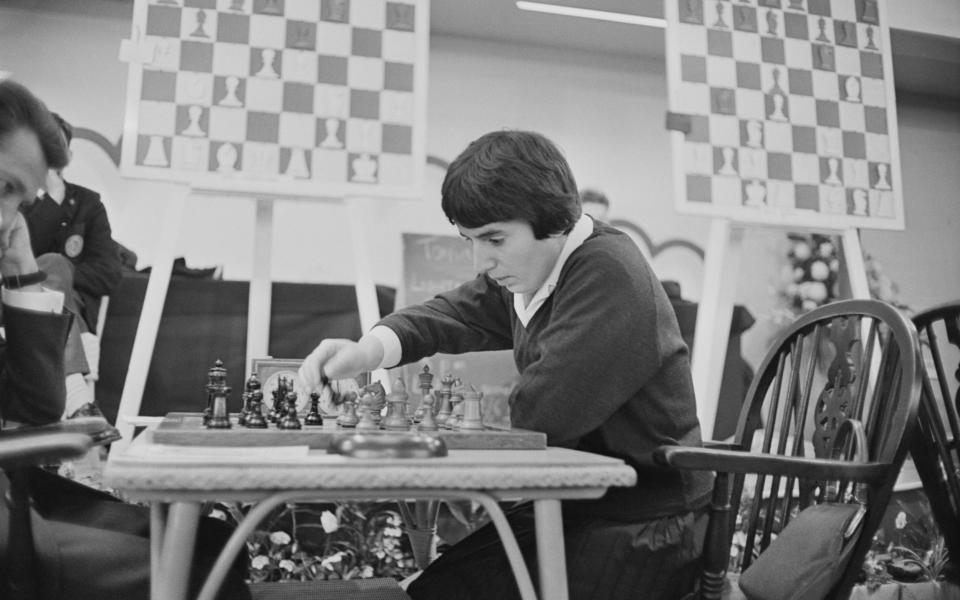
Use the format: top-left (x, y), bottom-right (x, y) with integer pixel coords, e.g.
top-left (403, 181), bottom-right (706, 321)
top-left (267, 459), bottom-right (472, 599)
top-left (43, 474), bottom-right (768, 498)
top-left (24, 182), bottom-right (122, 330)
top-left (0, 303), bottom-right (249, 600)
top-left (0, 304), bottom-right (70, 425)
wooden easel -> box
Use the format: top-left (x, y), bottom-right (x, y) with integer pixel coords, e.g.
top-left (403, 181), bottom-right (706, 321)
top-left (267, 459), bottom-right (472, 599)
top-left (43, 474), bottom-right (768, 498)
top-left (691, 219), bottom-right (872, 441)
top-left (110, 192), bottom-right (385, 453)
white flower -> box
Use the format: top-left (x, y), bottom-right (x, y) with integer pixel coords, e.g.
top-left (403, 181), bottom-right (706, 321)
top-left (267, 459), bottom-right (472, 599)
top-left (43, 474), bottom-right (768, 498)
top-left (802, 299), bottom-right (818, 311)
top-left (251, 555), bottom-right (271, 570)
top-left (321, 552), bottom-right (344, 570)
top-left (279, 559), bottom-right (296, 572)
top-left (809, 260), bottom-right (830, 281)
top-left (320, 510), bottom-right (339, 533)
top-left (895, 511), bottom-right (907, 529)
top-left (384, 526), bottom-right (403, 537)
top-left (805, 281), bottom-right (828, 302)
top-left (360, 565), bottom-right (374, 578)
top-left (792, 267), bottom-right (805, 282)
top-left (793, 242), bottom-right (812, 260)
top-left (269, 531), bottom-right (291, 546)
top-left (817, 242), bottom-right (834, 258)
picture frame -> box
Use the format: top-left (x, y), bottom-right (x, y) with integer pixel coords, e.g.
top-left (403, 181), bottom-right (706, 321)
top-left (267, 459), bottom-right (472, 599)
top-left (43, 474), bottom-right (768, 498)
top-left (250, 357), bottom-right (312, 413)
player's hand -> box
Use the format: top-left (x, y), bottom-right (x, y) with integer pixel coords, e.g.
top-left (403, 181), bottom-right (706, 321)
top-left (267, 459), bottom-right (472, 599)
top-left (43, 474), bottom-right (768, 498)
top-left (299, 337), bottom-right (383, 390)
top-left (0, 211), bottom-right (39, 278)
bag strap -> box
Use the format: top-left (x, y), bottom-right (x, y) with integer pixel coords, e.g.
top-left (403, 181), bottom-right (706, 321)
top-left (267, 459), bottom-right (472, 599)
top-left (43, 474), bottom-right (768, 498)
top-left (826, 418), bottom-right (868, 538)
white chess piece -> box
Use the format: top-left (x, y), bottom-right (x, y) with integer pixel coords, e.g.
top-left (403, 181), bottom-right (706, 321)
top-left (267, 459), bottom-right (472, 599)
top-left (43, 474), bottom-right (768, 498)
top-left (844, 76), bottom-right (861, 102)
top-left (321, 118), bottom-right (343, 148)
top-left (746, 120), bottom-right (763, 148)
top-left (744, 180), bottom-right (766, 206)
top-left (219, 77), bottom-right (242, 107)
top-left (351, 153), bottom-right (378, 183)
top-left (768, 94), bottom-right (787, 121)
top-left (824, 157), bottom-right (842, 185)
top-left (216, 143), bottom-right (238, 172)
top-left (256, 49), bottom-right (279, 78)
top-left (874, 163), bottom-right (891, 190)
top-left (142, 135), bottom-right (169, 167)
top-left (285, 148), bottom-right (310, 178)
top-left (181, 105), bottom-right (206, 136)
top-left (717, 147), bottom-right (738, 175)
top-left (852, 189), bottom-right (868, 215)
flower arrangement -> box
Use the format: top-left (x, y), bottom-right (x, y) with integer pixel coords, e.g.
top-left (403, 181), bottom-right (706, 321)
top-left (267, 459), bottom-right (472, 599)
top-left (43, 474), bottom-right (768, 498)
top-left (208, 501), bottom-right (418, 582)
top-left (773, 232), bottom-right (842, 324)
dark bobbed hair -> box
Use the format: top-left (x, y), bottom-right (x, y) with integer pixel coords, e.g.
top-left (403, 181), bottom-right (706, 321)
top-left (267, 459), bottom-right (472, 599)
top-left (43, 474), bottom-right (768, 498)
top-left (0, 79), bottom-right (68, 171)
top-left (51, 112), bottom-right (73, 145)
top-left (440, 130), bottom-right (581, 239)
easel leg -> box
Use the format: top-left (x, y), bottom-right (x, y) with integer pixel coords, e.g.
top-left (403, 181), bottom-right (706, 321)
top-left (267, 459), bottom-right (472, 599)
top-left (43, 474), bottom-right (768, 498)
top-left (112, 192), bottom-right (187, 454)
top-left (691, 219), bottom-right (744, 442)
top-left (345, 197), bottom-right (389, 386)
top-left (245, 198), bottom-right (274, 377)
top-left (841, 228), bottom-right (871, 300)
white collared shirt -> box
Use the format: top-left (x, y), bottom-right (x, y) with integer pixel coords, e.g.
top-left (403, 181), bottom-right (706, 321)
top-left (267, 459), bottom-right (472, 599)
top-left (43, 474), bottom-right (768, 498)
top-left (512, 213), bottom-right (593, 327)
top-left (371, 214), bottom-right (595, 369)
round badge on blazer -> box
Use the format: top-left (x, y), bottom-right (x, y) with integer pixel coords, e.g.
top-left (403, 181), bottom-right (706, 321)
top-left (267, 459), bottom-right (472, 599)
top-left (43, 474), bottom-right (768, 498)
top-left (64, 234), bottom-right (84, 258)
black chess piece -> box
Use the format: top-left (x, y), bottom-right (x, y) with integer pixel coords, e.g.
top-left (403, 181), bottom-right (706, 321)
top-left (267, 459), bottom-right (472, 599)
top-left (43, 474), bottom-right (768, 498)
top-left (245, 391), bottom-right (267, 428)
top-left (207, 384), bottom-right (232, 429)
top-left (238, 391), bottom-right (250, 427)
top-left (304, 391), bottom-right (323, 426)
top-left (204, 359), bottom-right (227, 425)
top-left (278, 391), bottom-right (302, 430)
top-left (190, 9), bottom-right (209, 38)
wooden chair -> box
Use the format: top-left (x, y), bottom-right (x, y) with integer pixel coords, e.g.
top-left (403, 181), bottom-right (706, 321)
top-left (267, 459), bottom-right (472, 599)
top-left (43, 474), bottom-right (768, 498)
top-left (655, 299), bottom-right (922, 599)
top-left (0, 428), bottom-right (93, 600)
top-left (910, 301), bottom-right (960, 579)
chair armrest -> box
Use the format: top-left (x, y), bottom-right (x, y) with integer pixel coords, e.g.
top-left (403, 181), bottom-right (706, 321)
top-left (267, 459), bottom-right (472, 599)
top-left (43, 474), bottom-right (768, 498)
top-left (653, 445), bottom-right (888, 483)
top-left (0, 429), bottom-right (94, 470)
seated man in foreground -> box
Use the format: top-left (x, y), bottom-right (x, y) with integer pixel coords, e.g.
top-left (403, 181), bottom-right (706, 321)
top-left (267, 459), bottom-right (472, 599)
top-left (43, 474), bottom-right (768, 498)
top-left (0, 77), bottom-right (250, 600)
top-left (300, 129), bottom-right (714, 600)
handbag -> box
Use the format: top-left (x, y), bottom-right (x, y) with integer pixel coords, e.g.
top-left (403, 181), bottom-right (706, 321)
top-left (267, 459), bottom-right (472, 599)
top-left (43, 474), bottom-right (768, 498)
top-left (738, 419), bottom-right (869, 600)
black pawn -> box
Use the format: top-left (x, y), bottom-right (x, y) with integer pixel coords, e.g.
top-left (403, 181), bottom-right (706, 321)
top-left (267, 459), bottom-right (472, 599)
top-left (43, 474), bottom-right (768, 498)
top-left (278, 392), bottom-right (302, 430)
top-left (245, 392), bottom-right (267, 428)
top-left (304, 391), bottom-right (323, 426)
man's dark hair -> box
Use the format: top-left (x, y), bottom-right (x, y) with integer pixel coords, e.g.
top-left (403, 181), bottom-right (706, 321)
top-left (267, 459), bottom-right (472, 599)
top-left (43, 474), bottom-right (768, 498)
top-left (0, 79), bottom-right (68, 170)
top-left (440, 130), bottom-right (581, 239)
top-left (51, 112), bottom-right (73, 145)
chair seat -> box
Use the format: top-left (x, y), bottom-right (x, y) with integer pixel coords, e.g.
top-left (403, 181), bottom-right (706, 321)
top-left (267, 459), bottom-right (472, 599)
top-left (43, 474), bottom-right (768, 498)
top-left (248, 578), bottom-right (411, 600)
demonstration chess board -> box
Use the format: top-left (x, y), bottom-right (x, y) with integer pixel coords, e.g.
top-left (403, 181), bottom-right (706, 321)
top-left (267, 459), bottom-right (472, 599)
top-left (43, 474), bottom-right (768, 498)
top-left (120, 0), bottom-right (427, 198)
top-left (666, 0), bottom-right (904, 230)
top-left (152, 413), bottom-right (548, 450)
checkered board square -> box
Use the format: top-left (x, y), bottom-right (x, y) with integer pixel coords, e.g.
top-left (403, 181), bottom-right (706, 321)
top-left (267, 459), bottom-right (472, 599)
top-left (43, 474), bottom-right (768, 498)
top-left (121, 0), bottom-right (427, 198)
top-left (667, 0), bottom-right (904, 230)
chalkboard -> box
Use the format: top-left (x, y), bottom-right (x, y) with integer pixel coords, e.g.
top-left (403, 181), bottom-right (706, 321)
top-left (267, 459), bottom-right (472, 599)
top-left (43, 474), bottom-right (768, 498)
top-left (400, 233), bottom-right (519, 428)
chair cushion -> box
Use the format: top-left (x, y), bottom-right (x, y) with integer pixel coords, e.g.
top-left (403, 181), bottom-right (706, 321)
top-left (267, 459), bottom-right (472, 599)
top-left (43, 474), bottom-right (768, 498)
top-left (248, 578), bottom-right (411, 600)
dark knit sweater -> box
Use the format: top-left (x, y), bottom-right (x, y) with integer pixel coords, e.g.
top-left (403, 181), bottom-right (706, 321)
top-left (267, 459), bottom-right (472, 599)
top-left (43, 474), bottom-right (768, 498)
top-left (378, 222), bottom-right (713, 519)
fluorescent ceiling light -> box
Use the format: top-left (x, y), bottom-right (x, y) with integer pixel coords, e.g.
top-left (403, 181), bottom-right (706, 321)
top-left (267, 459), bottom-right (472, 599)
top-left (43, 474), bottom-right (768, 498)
top-left (516, 1), bottom-right (666, 28)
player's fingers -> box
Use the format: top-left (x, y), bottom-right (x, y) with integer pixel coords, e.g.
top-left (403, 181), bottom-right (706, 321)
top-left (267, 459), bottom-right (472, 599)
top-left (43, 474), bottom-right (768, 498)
top-left (299, 345), bottom-right (329, 390)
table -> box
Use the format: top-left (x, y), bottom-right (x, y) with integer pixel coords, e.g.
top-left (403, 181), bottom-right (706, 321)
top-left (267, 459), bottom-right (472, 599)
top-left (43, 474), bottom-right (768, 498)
top-left (103, 430), bottom-right (637, 600)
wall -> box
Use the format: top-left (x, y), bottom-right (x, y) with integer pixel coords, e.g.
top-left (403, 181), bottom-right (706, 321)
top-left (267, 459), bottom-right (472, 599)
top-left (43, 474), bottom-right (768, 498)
top-left (1, 3), bottom-right (958, 371)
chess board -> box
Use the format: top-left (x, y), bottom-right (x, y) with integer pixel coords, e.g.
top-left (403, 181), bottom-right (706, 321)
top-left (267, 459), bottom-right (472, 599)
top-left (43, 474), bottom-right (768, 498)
top-left (120, 0), bottom-right (427, 199)
top-left (152, 413), bottom-right (548, 450)
top-left (666, 0), bottom-right (904, 230)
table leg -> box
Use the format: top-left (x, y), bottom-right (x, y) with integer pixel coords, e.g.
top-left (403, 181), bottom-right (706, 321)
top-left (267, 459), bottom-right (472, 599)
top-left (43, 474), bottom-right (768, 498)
top-left (157, 502), bottom-right (202, 600)
top-left (150, 504), bottom-right (166, 600)
top-left (534, 499), bottom-right (568, 600)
